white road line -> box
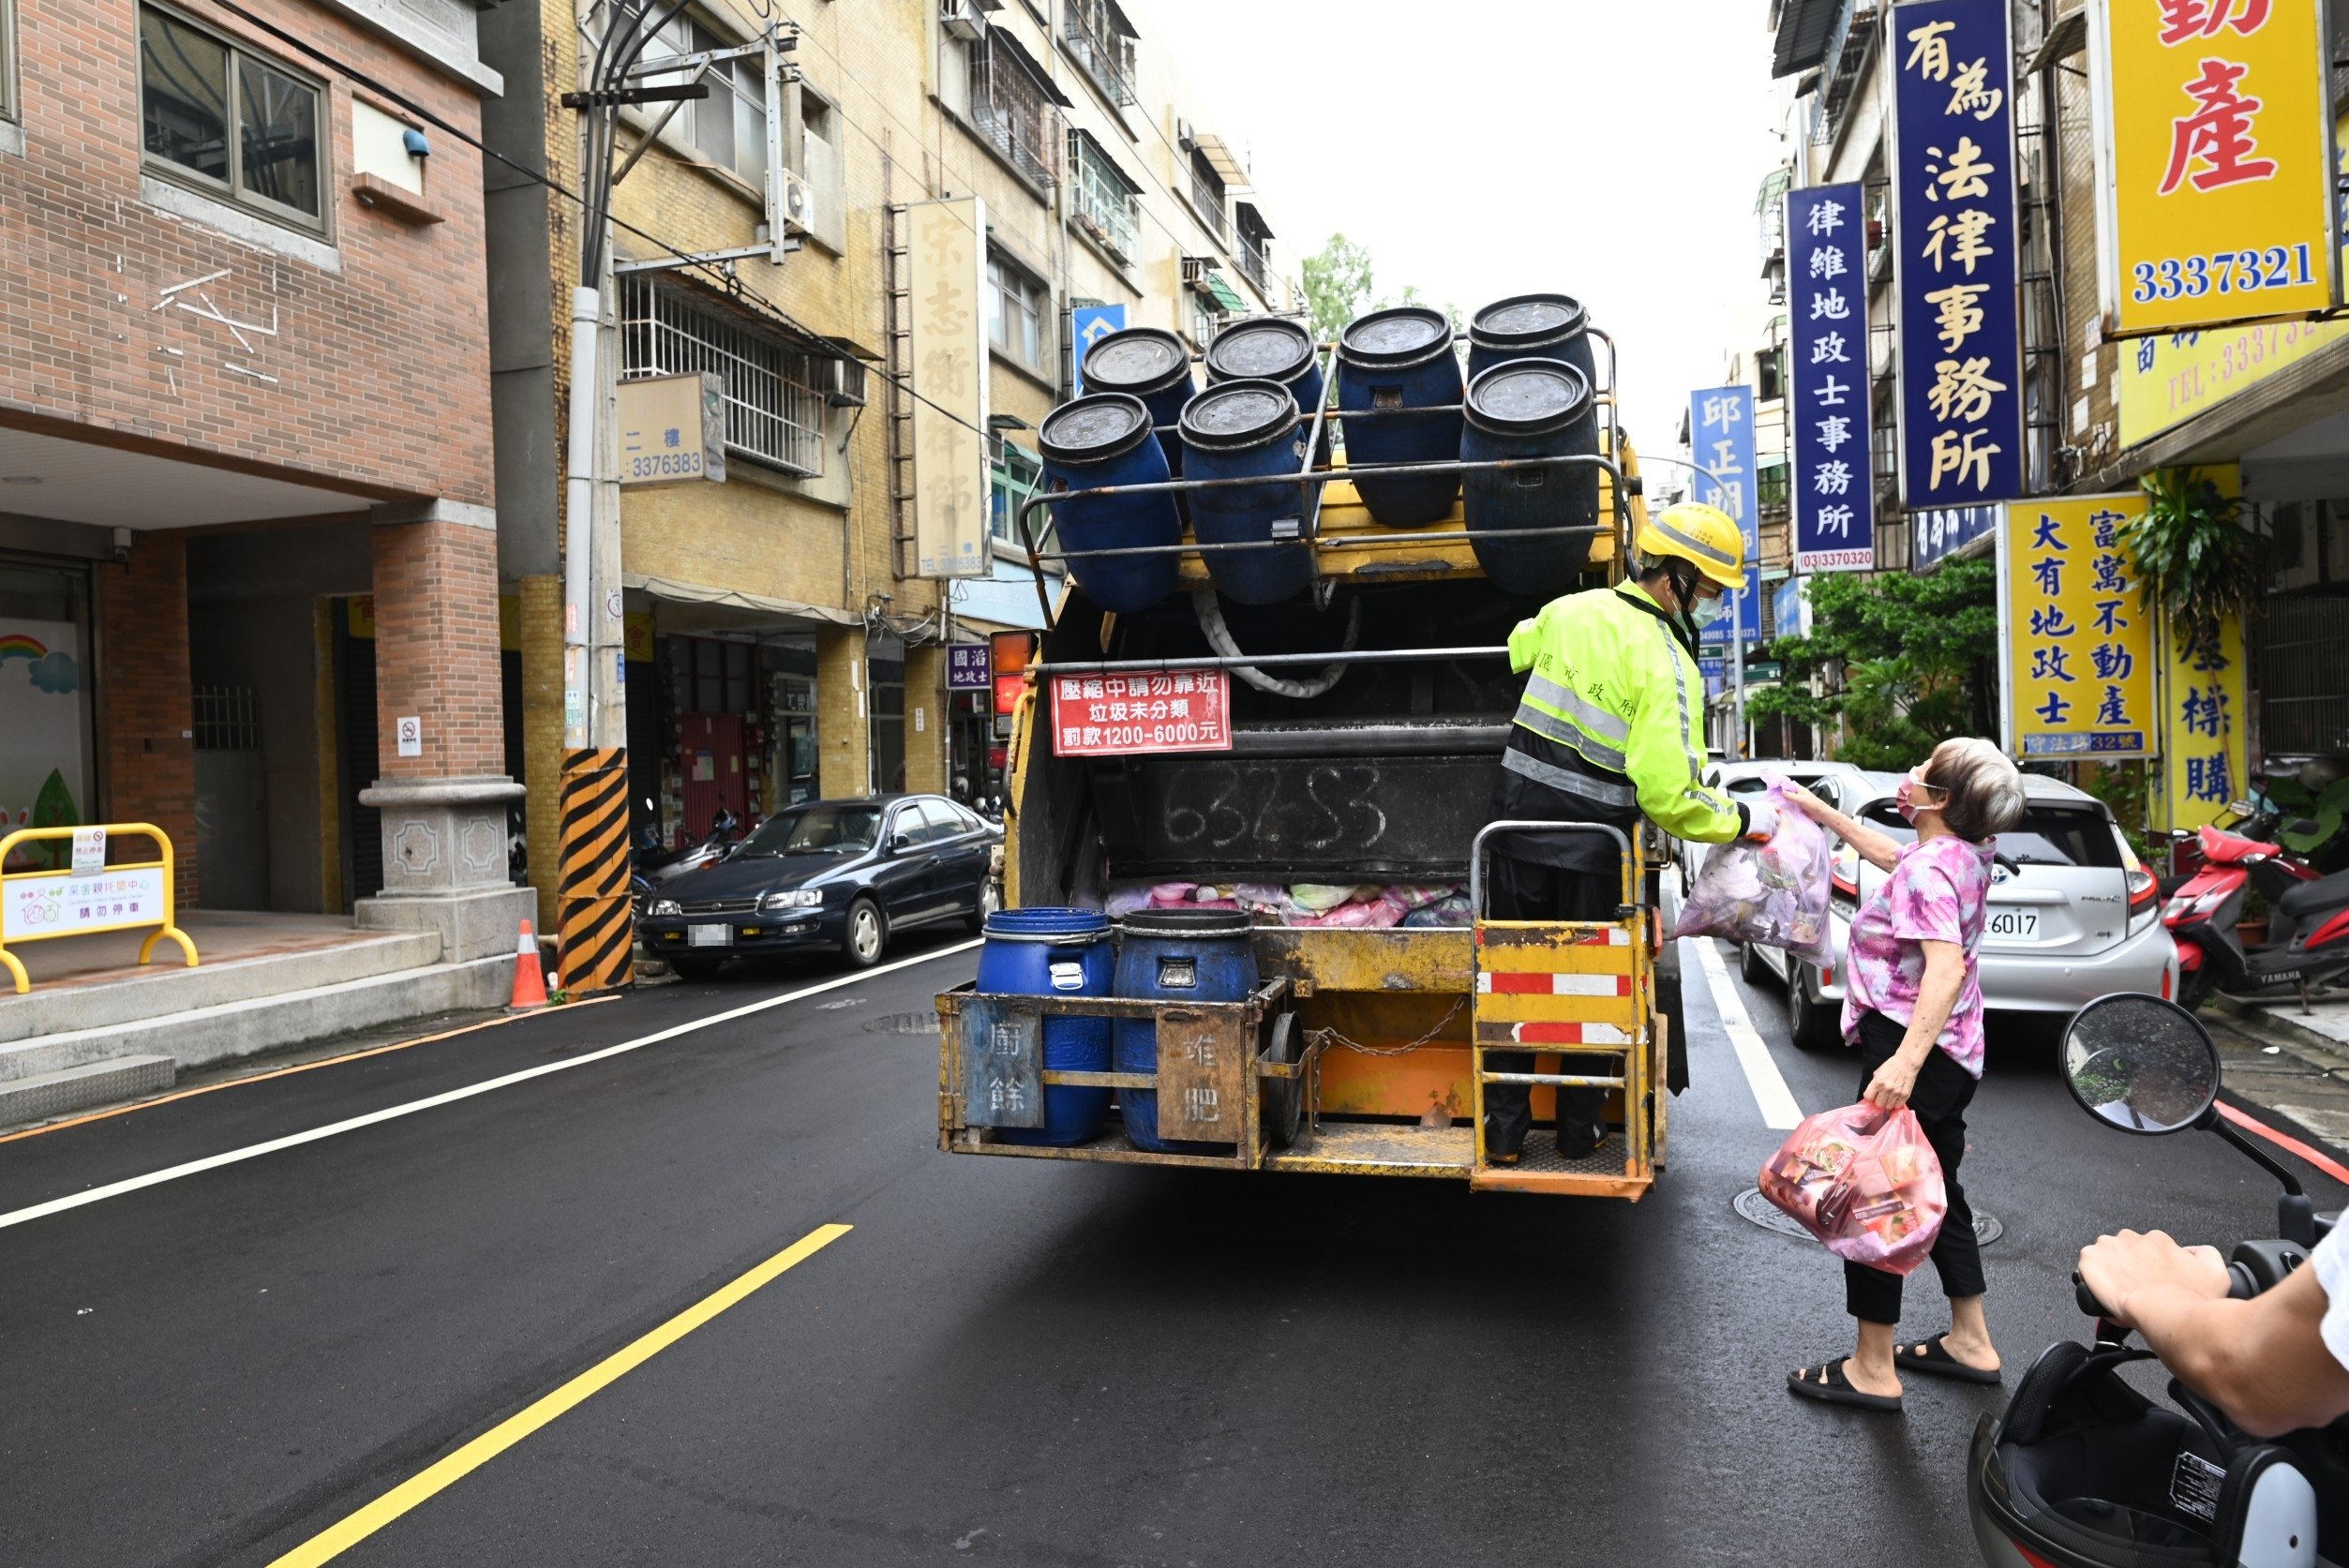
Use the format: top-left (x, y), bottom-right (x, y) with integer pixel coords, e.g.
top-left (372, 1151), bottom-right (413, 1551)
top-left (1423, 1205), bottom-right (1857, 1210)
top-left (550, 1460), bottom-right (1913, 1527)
top-left (0, 939), bottom-right (983, 1233)
top-left (1687, 937), bottom-right (1803, 1130)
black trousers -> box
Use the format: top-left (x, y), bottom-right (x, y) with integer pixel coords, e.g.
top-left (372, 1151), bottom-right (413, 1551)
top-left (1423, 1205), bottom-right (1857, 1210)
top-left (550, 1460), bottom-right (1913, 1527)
top-left (1483, 856), bottom-right (1619, 1157)
top-left (1844, 1008), bottom-right (1987, 1324)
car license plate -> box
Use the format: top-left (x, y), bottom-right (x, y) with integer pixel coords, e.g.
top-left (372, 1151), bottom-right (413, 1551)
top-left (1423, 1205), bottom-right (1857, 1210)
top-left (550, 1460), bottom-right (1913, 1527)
top-left (1986, 909), bottom-right (2038, 939)
top-left (687, 922), bottom-right (732, 948)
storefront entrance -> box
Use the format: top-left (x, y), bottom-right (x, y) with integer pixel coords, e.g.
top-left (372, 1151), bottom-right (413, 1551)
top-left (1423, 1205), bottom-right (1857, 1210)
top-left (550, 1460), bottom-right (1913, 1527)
top-left (0, 559), bottom-right (96, 874)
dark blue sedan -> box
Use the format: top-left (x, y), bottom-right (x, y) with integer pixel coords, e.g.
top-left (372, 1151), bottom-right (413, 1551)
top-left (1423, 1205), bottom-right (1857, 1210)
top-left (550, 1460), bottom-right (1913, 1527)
top-left (637, 795), bottom-right (1001, 977)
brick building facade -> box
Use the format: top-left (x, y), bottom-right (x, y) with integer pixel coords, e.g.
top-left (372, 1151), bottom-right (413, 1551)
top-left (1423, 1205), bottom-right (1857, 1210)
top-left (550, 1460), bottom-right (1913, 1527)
top-left (0, 0), bottom-right (528, 956)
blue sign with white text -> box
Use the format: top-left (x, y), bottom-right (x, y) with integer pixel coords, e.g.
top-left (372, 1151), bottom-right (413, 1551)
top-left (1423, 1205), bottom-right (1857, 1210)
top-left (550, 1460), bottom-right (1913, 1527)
top-left (1070, 304), bottom-right (1129, 397)
top-left (1688, 385), bottom-right (1762, 650)
top-left (1787, 182), bottom-right (1878, 574)
top-left (1892, 0), bottom-right (2024, 507)
top-left (1911, 502), bottom-right (1997, 570)
top-left (947, 644), bottom-right (992, 691)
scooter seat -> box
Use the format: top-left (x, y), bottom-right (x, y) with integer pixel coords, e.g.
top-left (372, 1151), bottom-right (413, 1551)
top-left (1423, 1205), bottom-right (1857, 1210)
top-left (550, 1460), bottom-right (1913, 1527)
top-left (2272, 865), bottom-right (2349, 922)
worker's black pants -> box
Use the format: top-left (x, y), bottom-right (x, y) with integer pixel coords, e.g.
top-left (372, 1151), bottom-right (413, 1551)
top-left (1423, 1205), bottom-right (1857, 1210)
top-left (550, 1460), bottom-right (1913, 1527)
top-left (1844, 1008), bottom-right (1987, 1324)
top-left (1483, 856), bottom-right (1618, 1160)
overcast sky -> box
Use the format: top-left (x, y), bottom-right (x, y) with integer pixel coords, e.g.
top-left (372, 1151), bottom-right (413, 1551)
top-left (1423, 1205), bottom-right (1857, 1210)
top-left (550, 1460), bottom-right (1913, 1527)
top-left (1148, 0), bottom-right (1788, 467)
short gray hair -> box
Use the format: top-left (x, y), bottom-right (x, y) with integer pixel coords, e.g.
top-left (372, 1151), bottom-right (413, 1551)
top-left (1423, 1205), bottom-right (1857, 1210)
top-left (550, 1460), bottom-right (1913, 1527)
top-left (1923, 737), bottom-right (2027, 842)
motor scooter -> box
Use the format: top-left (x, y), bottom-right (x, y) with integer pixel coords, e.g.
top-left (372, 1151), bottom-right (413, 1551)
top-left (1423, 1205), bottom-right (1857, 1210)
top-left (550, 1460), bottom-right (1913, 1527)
top-left (1968, 992), bottom-right (2343, 1568)
top-left (2161, 820), bottom-right (2349, 1011)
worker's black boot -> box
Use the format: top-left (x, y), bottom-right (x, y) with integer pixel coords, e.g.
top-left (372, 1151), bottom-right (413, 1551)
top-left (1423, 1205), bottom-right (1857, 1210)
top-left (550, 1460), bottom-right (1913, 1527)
top-left (1483, 1055), bottom-right (1533, 1164)
top-left (1555, 1085), bottom-right (1608, 1159)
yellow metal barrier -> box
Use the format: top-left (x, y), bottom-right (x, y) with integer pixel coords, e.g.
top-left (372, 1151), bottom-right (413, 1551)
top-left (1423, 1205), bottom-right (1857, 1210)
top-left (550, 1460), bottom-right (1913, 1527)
top-left (0, 824), bottom-right (199, 994)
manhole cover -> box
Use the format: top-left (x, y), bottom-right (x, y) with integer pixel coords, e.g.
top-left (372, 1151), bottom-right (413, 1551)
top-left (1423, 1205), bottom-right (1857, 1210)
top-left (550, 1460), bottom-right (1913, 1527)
top-left (1732, 1187), bottom-right (2001, 1247)
top-left (866, 1011), bottom-right (940, 1036)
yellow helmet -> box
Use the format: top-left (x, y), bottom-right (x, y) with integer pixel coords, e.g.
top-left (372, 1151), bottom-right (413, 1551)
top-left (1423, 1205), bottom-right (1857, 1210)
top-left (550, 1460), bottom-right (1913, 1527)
top-left (1636, 501), bottom-right (1749, 591)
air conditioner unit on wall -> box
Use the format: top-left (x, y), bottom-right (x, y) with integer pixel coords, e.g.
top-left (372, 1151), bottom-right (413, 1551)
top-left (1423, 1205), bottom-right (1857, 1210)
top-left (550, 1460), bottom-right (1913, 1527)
top-left (1174, 118), bottom-right (1196, 152)
top-left (823, 357), bottom-right (869, 409)
top-left (941, 0), bottom-right (987, 40)
top-left (781, 170), bottom-right (815, 236)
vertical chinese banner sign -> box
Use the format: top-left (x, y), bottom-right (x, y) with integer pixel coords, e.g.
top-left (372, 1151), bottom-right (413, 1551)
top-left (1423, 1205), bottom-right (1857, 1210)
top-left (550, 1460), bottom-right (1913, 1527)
top-left (1688, 386), bottom-right (1761, 646)
top-left (2159, 614), bottom-right (2250, 829)
top-left (2090, 0), bottom-right (2338, 336)
top-left (1998, 494), bottom-right (2160, 759)
top-left (1892, 0), bottom-right (2026, 508)
top-left (907, 197), bottom-right (993, 579)
top-left (1786, 183), bottom-right (1878, 572)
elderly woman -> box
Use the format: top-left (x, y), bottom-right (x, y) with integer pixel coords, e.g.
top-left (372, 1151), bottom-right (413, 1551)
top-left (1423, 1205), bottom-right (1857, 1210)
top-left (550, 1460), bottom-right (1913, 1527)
top-left (1777, 737), bottom-right (2028, 1412)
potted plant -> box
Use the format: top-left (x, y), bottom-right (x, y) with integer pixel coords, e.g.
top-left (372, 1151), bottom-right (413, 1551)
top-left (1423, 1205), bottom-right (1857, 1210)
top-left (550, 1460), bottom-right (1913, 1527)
top-left (2120, 468), bottom-right (2266, 652)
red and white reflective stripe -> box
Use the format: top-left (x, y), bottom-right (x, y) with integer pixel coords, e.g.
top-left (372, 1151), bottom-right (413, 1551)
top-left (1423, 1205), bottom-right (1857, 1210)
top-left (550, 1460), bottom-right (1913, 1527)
top-left (1576, 928), bottom-right (1633, 946)
top-left (1476, 971), bottom-right (1635, 996)
top-left (1510, 1021), bottom-right (1637, 1045)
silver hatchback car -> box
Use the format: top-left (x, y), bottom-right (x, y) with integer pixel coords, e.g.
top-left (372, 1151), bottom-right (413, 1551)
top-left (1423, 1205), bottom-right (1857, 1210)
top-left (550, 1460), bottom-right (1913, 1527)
top-left (1731, 771), bottom-right (2177, 1050)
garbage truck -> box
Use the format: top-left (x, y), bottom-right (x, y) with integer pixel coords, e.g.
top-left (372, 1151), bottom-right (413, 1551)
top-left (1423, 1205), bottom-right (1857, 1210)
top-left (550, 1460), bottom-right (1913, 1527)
top-left (935, 305), bottom-right (1686, 1199)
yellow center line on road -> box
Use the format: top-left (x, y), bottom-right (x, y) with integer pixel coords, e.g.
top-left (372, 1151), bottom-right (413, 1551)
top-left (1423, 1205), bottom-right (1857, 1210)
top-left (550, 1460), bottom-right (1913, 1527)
top-left (267, 1222), bottom-right (853, 1567)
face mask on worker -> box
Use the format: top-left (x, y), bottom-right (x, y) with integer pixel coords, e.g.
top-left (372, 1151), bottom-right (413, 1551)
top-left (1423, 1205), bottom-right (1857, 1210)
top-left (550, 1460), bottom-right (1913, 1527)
top-left (1687, 590), bottom-right (1728, 628)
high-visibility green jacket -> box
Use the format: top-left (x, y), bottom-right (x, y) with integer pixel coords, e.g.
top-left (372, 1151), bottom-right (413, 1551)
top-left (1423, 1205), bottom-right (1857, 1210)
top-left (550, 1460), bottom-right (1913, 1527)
top-left (1503, 583), bottom-right (1743, 844)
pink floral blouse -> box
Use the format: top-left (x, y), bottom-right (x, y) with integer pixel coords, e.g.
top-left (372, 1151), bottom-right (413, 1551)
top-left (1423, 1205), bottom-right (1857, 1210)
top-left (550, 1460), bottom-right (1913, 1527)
top-left (1841, 834), bottom-right (1997, 1077)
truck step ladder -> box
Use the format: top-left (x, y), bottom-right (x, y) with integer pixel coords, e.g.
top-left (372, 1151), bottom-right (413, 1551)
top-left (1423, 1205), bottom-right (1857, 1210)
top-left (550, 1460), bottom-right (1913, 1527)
top-left (1469, 821), bottom-right (1656, 1199)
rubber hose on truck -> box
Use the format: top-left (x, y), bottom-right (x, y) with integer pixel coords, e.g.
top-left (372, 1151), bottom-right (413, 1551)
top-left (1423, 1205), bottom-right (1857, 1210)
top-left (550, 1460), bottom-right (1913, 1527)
top-left (1189, 587), bottom-right (1360, 700)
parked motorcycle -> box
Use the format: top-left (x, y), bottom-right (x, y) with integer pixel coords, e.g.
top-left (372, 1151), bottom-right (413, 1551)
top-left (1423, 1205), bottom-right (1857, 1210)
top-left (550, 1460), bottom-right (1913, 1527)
top-left (2160, 818), bottom-right (2349, 1011)
top-left (1968, 992), bottom-right (2342, 1568)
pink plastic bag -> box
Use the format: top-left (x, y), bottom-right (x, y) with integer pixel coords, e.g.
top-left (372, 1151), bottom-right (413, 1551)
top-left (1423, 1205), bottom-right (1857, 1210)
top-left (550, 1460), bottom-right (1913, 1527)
top-left (1758, 1103), bottom-right (1948, 1276)
top-left (1671, 779), bottom-right (1833, 964)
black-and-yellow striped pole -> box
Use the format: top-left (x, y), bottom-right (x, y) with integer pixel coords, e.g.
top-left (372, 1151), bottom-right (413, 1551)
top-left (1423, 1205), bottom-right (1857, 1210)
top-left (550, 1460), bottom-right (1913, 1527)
top-left (558, 746), bottom-right (634, 993)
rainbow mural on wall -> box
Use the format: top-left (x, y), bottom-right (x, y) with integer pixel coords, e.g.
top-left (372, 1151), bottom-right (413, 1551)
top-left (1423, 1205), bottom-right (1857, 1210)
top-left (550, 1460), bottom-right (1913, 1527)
top-left (0, 625), bottom-right (85, 872)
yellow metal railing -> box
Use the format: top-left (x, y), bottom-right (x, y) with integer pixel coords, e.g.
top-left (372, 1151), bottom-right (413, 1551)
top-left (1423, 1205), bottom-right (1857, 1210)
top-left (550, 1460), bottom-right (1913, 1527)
top-left (0, 824), bottom-right (199, 993)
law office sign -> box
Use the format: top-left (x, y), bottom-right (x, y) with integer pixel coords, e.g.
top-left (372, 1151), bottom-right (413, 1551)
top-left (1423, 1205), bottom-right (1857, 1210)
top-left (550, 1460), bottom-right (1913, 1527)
top-left (1892, 0), bottom-right (2026, 508)
top-left (2089, 0), bottom-right (2340, 336)
top-left (1786, 183), bottom-right (1878, 573)
top-left (1997, 495), bottom-right (2161, 760)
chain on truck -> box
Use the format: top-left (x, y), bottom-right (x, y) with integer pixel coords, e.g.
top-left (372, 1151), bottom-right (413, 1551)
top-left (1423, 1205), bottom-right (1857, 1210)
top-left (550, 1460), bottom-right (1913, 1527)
top-left (935, 313), bottom-right (1695, 1198)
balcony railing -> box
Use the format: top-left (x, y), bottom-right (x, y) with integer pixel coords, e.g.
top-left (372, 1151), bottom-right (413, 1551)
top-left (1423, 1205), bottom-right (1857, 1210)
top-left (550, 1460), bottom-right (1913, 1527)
top-left (972, 93), bottom-right (1056, 189)
top-left (1071, 157), bottom-right (1139, 261)
top-left (1189, 166), bottom-right (1226, 244)
top-left (1063, 10), bottom-right (1136, 107)
top-left (1233, 234), bottom-right (1268, 295)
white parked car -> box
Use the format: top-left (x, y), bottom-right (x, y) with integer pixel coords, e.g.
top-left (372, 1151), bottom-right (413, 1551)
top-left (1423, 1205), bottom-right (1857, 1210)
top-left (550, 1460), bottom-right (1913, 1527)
top-left (1732, 771), bottom-right (2176, 1050)
top-left (1676, 758), bottom-right (1865, 888)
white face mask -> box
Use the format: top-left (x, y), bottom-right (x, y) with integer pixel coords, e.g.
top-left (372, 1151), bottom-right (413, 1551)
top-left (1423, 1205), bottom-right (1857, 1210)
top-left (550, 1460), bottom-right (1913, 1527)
top-left (1688, 591), bottom-right (1728, 628)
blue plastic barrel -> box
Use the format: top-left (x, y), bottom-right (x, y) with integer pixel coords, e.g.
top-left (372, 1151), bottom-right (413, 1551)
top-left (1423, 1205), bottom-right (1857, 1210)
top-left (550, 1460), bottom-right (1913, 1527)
top-left (1115, 908), bottom-right (1259, 1152)
top-left (1080, 327), bottom-right (1194, 492)
top-left (1207, 316), bottom-right (1328, 466)
top-left (1038, 394), bottom-right (1181, 614)
top-left (979, 907), bottom-right (1115, 1147)
top-left (1461, 358), bottom-right (1599, 601)
top-left (1335, 306), bottom-right (1464, 527)
top-left (1467, 294), bottom-right (1595, 387)
top-left (1179, 380), bottom-right (1314, 606)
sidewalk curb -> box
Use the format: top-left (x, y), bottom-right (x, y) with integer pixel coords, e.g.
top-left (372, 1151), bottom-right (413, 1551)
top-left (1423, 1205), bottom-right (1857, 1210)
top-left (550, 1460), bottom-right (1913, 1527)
top-left (2207, 992), bottom-right (2349, 1068)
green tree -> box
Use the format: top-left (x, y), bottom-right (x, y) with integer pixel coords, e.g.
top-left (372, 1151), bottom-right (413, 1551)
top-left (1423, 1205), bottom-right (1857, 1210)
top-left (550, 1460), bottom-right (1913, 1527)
top-left (1298, 233), bottom-right (1463, 342)
top-left (1746, 558), bottom-right (2000, 771)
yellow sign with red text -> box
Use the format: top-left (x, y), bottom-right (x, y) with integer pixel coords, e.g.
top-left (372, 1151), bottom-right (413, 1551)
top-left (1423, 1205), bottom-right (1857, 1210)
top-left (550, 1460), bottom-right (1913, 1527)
top-left (2092, 0), bottom-right (2337, 336)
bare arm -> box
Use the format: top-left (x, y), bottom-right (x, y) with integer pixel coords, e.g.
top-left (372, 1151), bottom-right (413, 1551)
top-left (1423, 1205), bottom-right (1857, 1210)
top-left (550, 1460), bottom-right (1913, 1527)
top-left (2079, 1229), bottom-right (2349, 1438)
top-left (1778, 784), bottom-right (1904, 872)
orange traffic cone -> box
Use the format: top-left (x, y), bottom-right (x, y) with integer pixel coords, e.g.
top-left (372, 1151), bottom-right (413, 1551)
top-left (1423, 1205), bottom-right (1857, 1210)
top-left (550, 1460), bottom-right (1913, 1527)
top-left (509, 919), bottom-right (550, 1010)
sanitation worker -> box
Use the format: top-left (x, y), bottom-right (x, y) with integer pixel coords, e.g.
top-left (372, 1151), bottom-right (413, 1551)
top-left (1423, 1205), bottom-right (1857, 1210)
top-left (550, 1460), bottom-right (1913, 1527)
top-left (1483, 500), bottom-right (1758, 1163)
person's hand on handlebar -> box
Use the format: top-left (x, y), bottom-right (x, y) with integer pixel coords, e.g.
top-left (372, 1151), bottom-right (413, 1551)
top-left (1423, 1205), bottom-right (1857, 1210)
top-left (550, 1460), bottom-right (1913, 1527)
top-left (2077, 1226), bottom-right (2349, 1438)
top-left (2077, 1228), bottom-right (2231, 1323)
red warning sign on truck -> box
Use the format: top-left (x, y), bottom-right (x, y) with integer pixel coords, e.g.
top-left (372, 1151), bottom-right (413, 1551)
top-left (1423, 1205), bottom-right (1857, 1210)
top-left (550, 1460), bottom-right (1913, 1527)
top-left (1049, 670), bottom-right (1233, 756)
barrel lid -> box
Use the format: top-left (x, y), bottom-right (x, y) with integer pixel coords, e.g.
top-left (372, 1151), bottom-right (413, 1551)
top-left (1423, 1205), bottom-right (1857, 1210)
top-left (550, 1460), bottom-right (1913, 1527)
top-left (1205, 317), bottom-right (1314, 384)
top-left (1117, 908), bottom-right (1255, 936)
top-left (1082, 327), bottom-right (1191, 396)
top-left (1338, 306), bottom-right (1454, 368)
top-left (1038, 394), bottom-right (1154, 464)
top-left (1179, 379), bottom-right (1299, 451)
top-left (1471, 292), bottom-right (1588, 348)
top-left (984, 905), bottom-right (1111, 942)
top-left (1465, 358), bottom-right (1592, 435)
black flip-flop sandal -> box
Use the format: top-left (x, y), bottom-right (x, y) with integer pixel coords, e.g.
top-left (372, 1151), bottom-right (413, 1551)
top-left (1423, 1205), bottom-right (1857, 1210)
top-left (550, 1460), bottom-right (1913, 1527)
top-left (1787, 1358), bottom-right (1903, 1411)
top-left (1893, 1334), bottom-right (2002, 1385)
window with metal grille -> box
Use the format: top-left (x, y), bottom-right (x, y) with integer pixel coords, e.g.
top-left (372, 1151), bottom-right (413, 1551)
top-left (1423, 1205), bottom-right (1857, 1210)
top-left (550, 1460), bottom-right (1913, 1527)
top-left (620, 276), bottom-right (827, 476)
top-left (968, 34), bottom-right (1057, 188)
top-left (1069, 129), bottom-right (1139, 261)
top-left (1063, 0), bottom-right (1136, 106)
top-left (192, 686), bottom-right (262, 750)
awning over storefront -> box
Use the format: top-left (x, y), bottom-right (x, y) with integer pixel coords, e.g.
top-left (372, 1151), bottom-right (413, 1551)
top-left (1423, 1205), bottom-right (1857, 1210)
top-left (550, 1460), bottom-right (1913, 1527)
top-left (624, 573), bottom-right (862, 635)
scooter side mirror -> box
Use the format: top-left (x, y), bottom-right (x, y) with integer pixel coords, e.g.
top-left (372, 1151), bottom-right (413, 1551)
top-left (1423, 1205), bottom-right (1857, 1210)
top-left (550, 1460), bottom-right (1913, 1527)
top-left (2060, 993), bottom-right (2222, 1136)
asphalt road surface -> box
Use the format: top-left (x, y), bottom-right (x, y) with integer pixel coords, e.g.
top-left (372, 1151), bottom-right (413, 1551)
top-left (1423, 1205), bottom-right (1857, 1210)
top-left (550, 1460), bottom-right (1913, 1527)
top-left (2, 932), bottom-right (2340, 1568)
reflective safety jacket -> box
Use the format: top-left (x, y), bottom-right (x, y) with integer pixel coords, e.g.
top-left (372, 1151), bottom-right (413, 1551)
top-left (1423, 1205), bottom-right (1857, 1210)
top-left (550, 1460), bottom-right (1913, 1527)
top-left (1502, 583), bottom-right (1743, 845)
